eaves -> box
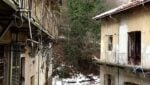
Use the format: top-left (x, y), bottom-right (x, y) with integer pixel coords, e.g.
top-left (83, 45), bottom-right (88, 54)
top-left (93, 0), bottom-right (150, 20)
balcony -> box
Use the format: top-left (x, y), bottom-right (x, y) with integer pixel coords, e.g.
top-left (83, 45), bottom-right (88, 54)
top-left (99, 52), bottom-right (150, 71)
top-left (2, 0), bottom-right (59, 38)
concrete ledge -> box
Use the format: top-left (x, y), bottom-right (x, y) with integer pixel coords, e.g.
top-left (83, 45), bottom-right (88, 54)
top-left (96, 61), bottom-right (150, 71)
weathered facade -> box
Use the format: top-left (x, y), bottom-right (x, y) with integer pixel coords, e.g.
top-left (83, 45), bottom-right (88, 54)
top-left (0, 0), bottom-right (59, 85)
top-left (94, 0), bottom-right (150, 85)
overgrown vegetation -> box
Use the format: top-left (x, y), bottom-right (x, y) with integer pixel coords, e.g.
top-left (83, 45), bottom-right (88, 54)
top-left (53, 0), bottom-right (106, 78)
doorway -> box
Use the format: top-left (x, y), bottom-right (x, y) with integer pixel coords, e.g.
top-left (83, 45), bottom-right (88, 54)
top-left (128, 31), bottom-right (141, 65)
top-left (104, 74), bottom-right (114, 85)
top-left (21, 57), bottom-right (25, 85)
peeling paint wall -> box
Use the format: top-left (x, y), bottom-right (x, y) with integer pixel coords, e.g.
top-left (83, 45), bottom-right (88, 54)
top-left (22, 45), bottom-right (52, 85)
top-left (101, 19), bottom-right (119, 64)
top-left (101, 5), bottom-right (150, 69)
top-left (100, 66), bottom-right (150, 85)
top-left (118, 18), bottom-right (128, 65)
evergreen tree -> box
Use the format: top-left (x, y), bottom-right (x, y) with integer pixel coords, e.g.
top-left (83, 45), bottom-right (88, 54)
top-left (53, 0), bottom-right (106, 78)
top-left (65, 0), bottom-right (105, 76)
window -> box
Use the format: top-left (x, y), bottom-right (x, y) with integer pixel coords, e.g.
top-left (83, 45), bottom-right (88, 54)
top-left (28, 0), bottom-right (32, 10)
top-left (21, 57), bottom-right (25, 85)
top-left (0, 63), bottom-right (4, 85)
top-left (128, 31), bottom-right (141, 65)
top-left (31, 76), bottom-right (35, 85)
top-left (59, 0), bottom-right (62, 5)
top-left (108, 35), bottom-right (113, 51)
top-left (104, 74), bottom-right (114, 85)
top-left (124, 82), bottom-right (138, 85)
top-left (0, 46), bottom-right (4, 85)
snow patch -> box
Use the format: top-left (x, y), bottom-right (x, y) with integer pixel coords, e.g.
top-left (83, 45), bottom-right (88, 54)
top-left (52, 74), bottom-right (100, 85)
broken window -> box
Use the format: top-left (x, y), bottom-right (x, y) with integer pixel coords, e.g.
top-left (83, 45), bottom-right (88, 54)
top-left (104, 74), bottom-right (114, 85)
top-left (108, 35), bottom-right (113, 51)
top-left (128, 31), bottom-right (141, 65)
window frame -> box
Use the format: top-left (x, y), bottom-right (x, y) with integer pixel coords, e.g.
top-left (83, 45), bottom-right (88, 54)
top-left (108, 35), bottom-right (113, 51)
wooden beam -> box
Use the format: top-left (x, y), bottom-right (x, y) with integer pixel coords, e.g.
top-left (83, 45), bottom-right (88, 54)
top-left (0, 20), bottom-right (13, 40)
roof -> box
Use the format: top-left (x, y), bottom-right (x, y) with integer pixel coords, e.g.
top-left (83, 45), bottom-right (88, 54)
top-left (93, 0), bottom-right (150, 20)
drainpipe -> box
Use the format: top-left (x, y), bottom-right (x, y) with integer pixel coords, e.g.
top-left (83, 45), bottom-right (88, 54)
top-left (117, 18), bottom-right (121, 85)
top-left (38, 51), bottom-right (40, 85)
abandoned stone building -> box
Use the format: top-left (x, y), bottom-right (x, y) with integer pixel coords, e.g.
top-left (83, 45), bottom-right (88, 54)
top-left (93, 0), bottom-right (150, 85)
top-left (0, 0), bottom-right (60, 85)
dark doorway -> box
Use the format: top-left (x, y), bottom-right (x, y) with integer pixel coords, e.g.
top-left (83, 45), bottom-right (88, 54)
top-left (21, 57), bottom-right (25, 85)
top-left (124, 82), bottom-right (138, 85)
top-left (104, 74), bottom-right (114, 85)
top-left (31, 76), bottom-right (35, 85)
top-left (128, 31), bottom-right (141, 65)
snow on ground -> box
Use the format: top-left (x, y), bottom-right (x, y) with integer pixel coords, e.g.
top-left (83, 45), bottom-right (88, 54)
top-left (52, 74), bottom-right (100, 85)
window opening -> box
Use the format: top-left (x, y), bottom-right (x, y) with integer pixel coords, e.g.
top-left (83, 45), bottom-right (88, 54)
top-left (124, 82), bottom-right (139, 85)
top-left (108, 35), bottom-right (113, 51)
top-left (104, 74), bottom-right (114, 85)
top-left (0, 46), bottom-right (4, 85)
top-left (128, 31), bottom-right (141, 65)
top-left (31, 76), bottom-right (35, 85)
